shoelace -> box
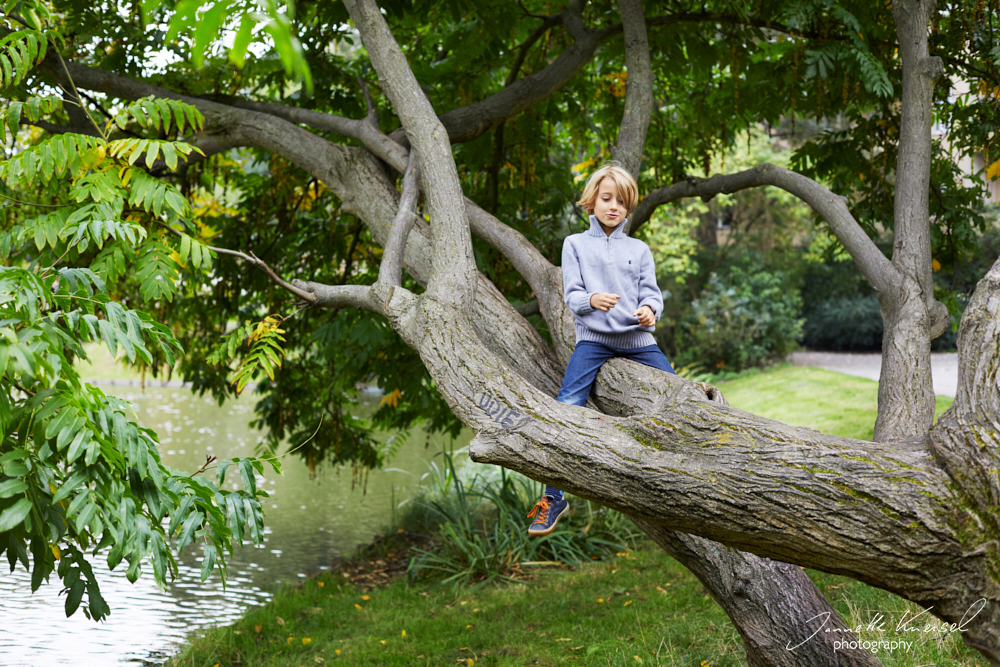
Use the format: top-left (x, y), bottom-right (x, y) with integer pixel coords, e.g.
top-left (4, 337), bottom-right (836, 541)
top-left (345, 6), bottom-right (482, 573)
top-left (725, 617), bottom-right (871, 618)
top-left (527, 497), bottom-right (551, 525)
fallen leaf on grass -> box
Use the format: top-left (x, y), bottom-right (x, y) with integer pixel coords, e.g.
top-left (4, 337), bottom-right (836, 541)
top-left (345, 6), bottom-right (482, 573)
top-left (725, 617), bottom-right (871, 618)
top-left (277, 617), bottom-right (286, 626)
top-left (634, 657), bottom-right (643, 663)
top-left (623, 600), bottom-right (633, 607)
top-left (255, 623), bottom-right (263, 634)
top-left (303, 638), bottom-right (312, 645)
top-left (360, 595), bottom-right (371, 601)
top-left (354, 604), bottom-right (362, 610)
top-left (596, 598), bottom-right (604, 603)
top-left (318, 582), bottom-right (324, 587)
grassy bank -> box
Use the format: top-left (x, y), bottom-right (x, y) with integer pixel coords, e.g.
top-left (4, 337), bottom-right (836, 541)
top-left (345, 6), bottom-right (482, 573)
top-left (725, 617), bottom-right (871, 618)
top-left (171, 367), bottom-right (981, 666)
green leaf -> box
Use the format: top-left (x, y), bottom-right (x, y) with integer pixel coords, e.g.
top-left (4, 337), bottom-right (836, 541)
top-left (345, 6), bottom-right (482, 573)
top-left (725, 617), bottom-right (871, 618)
top-left (215, 458), bottom-right (230, 486)
top-left (176, 510), bottom-right (202, 551)
top-left (128, 139), bottom-right (149, 166)
top-left (237, 458), bottom-right (255, 495)
top-left (144, 140), bottom-right (159, 169)
top-left (230, 15), bottom-right (255, 68)
top-left (65, 579), bottom-right (85, 616)
top-left (161, 141), bottom-right (177, 170)
top-left (200, 542), bottom-right (217, 582)
top-left (140, 99), bottom-right (161, 129)
top-left (0, 497), bottom-right (32, 531)
top-left (193, 0), bottom-right (232, 68)
top-left (52, 473), bottom-right (87, 504)
top-left (0, 479), bottom-right (27, 498)
top-left (75, 501), bottom-right (97, 531)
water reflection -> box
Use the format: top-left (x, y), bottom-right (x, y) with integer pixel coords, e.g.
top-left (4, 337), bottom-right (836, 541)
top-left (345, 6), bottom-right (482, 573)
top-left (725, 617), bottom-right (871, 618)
top-left (0, 385), bottom-right (472, 666)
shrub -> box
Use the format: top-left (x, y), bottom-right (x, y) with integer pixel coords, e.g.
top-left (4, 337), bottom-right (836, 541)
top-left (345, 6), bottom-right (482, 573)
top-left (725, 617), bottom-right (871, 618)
top-left (673, 267), bottom-right (803, 371)
top-left (802, 294), bottom-right (883, 351)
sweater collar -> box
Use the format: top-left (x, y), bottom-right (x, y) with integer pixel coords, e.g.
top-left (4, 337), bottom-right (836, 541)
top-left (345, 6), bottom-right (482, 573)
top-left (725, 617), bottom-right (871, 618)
top-left (586, 214), bottom-right (629, 239)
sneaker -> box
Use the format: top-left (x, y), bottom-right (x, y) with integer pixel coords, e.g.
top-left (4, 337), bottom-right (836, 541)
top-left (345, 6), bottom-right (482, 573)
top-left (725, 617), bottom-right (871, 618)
top-left (527, 495), bottom-right (569, 537)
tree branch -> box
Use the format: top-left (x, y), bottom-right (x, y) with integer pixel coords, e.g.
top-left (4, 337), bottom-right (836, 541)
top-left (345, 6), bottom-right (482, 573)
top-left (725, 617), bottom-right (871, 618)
top-left (506, 10), bottom-right (565, 87)
top-left (405, 0), bottom-right (599, 144)
top-left (287, 281), bottom-right (381, 312)
top-left (345, 0), bottom-right (477, 310)
top-left (612, 0), bottom-right (654, 181)
top-left (630, 164), bottom-right (900, 296)
top-left (598, 11), bottom-right (848, 41)
top-left (634, 520), bottom-right (883, 667)
top-left (377, 150), bottom-right (420, 288)
top-left (153, 219), bottom-right (320, 305)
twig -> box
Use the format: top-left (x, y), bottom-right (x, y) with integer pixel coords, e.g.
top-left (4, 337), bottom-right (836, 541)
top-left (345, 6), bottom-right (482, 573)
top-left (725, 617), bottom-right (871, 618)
top-left (516, 0), bottom-right (550, 19)
top-left (13, 381), bottom-right (35, 397)
top-left (152, 219), bottom-right (318, 304)
top-left (357, 76), bottom-right (379, 127)
top-left (279, 416), bottom-right (325, 460)
top-left (54, 50), bottom-right (107, 141)
top-left (0, 192), bottom-right (63, 208)
top-left (190, 454), bottom-right (218, 477)
top-left (39, 245), bottom-right (74, 279)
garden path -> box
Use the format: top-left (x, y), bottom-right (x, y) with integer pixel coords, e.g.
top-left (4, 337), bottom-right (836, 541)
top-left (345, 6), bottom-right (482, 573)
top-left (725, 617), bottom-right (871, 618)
top-left (790, 351), bottom-right (959, 398)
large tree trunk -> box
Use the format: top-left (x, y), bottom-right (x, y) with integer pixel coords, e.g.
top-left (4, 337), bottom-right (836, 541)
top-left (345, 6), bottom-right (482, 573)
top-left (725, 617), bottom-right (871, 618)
top-left (636, 521), bottom-right (882, 667)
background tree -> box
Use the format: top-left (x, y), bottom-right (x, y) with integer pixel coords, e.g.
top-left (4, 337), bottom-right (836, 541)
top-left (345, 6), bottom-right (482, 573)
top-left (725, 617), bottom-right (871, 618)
top-left (3, 0), bottom-right (1000, 664)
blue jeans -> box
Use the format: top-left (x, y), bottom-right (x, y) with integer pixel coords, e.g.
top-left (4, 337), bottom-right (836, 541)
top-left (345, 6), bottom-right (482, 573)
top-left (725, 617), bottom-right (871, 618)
top-left (545, 341), bottom-right (675, 500)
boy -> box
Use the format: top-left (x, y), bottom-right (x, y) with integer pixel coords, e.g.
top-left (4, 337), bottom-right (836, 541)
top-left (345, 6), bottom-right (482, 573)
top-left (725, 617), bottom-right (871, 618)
top-left (526, 163), bottom-right (675, 537)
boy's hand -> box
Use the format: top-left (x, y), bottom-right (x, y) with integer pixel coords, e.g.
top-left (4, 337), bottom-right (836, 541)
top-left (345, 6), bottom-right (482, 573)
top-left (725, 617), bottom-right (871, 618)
top-left (633, 305), bottom-right (655, 327)
top-left (590, 293), bottom-right (620, 311)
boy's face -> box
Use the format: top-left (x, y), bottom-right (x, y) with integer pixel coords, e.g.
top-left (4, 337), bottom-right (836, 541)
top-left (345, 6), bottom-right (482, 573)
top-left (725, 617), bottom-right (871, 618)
top-left (592, 177), bottom-right (627, 228)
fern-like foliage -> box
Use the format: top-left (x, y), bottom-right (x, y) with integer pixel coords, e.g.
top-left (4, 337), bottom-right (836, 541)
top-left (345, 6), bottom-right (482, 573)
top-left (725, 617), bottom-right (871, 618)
top-left (0, 96), bottom-right (63, 144)
top-left (108, 95), bottom-right (205, 136)
top-left (0, 29), bottom-right (55, 90)
top-left (0, 54), bottom-right (268, 622)
top-left (854, 50), bottom-right (893, 98)
top-left (208, 316), bottom-right (288, 394)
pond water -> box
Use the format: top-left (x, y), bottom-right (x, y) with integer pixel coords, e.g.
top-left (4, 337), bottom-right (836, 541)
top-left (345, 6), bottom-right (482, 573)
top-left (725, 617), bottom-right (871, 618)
top-left (0, 384), bottom-right (473, 667)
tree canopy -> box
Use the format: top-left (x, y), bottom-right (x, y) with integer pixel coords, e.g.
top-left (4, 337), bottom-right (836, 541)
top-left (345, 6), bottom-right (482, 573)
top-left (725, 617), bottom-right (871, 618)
top-left (3, 0), bottom-right (1000, 663)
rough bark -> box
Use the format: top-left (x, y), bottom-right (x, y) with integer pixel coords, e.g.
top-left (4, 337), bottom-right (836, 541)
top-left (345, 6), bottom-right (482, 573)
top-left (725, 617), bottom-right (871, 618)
top-left (929, 256), bottom-right (1000, 660)
top-left (344, 0), bottom-right (477, 309)
top-left (872, 0), bottom-right (946, 442)
top-left (635, 521), bottom-right (881, 667)
top-left (611, 0), bottom-right (653, 182)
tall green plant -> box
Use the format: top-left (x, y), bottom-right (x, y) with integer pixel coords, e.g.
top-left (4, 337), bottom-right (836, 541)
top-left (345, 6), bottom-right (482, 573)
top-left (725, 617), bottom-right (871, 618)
top-left (0, 46), bottom-right (283, 618)
top-left (406, 456), bottom-right (639, 589)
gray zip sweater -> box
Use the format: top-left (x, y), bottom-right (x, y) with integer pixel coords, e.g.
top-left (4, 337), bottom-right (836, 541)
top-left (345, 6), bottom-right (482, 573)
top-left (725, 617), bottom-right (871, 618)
top-left (562, 214), bottom-right (663, 349)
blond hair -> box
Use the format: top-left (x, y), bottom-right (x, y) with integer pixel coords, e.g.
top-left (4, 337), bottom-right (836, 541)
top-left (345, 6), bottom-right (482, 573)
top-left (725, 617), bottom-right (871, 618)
top-left (576, 162), bottom-right (639, 215)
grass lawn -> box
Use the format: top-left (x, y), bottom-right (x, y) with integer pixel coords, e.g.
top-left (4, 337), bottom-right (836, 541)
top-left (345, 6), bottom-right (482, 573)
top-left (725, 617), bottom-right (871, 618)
top-left (721, 365), bottom-right (954, 441)
top-left (170, 366), bottom-right (982, 667)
